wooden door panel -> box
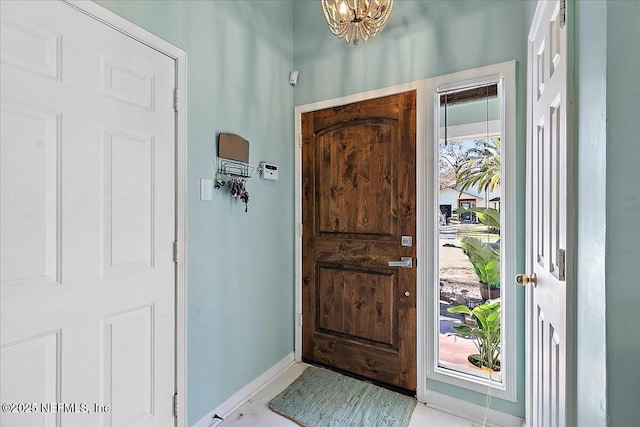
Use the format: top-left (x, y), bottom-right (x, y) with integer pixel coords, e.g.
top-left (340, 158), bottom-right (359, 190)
top-left (302, 91), bottom-right (417, 391)
top-left (317, 265), bottom-right (397, 347)
top-left (316, 120), bottom-right (396, 236)
top-left (308, 336), bottom-right (407, 387)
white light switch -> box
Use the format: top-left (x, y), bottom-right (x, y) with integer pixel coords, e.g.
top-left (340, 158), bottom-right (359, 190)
top-left (200, 179), bottom-right (214, 201)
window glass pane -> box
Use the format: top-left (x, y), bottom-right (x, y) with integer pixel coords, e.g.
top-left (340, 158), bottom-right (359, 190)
top-left (437, 83), bottom-right (503, 382)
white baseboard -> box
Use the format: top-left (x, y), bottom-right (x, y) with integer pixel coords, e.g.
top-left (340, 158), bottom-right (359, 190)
top-left (191, 352), bottom-right (295, 427)
top-left (423, 390), bottom-right (525, 427)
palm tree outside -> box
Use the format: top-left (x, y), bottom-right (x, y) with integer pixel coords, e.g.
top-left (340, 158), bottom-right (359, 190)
top-left (455, 138), bottom-right (501, 194)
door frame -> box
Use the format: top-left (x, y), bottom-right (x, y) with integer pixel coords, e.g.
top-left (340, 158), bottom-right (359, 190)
top-left (526, 1), bottom-right (576, 425)
top-left (294, 80), bottom-right (428, 400)
top-left (294, 63), bottom-right (518, 407)
top-left (61, 2), bottom-right (188, 426)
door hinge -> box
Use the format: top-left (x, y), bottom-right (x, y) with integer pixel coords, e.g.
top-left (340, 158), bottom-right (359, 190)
top-left (299, 313), bottom-right (303, 326)
top-left (173, 393), bottom-right (178, 417)
top-left (559, 0), bottom-right (566, 29)
top-left (299, 223), bottom-right (303, 237)
top-left (298, 133), bottom-right (302, 148)
top-left (558, 249), bottom-right (566, 281)
top-left (173, 241), bottom-right (179, 263)
top-left (173, 89), bottom-right (179, 111)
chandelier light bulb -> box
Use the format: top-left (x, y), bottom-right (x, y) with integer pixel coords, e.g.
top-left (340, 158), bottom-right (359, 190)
top-left (339, 1), bottom-right (348, 16)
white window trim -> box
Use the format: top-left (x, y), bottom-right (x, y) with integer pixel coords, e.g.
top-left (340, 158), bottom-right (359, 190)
top-left (424, 61), bottom-right (517, 402)
top-left (62, 1), bottom-right (189, 425)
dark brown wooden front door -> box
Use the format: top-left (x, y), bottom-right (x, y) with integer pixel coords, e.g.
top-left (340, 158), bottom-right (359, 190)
top-left (302, 91), bottom-right (417, 391)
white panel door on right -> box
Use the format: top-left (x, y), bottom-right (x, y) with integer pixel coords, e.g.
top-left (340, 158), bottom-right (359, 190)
top-left (1, 2), bottom-right (176, 426)
top-left (527, 1), bottom-right (569, 426)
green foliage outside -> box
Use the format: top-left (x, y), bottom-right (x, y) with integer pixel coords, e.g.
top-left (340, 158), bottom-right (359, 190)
top-left (456, 236), bottom-right (500, 288)
top-left (446, 206), bottom-right (501, 289)
top-left (447, 300), bottom-right (501, 371)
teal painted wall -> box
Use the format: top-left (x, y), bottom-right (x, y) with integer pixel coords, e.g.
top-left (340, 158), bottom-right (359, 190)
top-left (575, 1), bottom-right (640, 425)
top-left (605, 1), bottom-right (640, 425)
top-left (293, 0), bottom-right (531, 417)
top-left (93, 1), bottom-right (295, 425)
top-left (575, 0), bottom-right (640, 425)
top-left (569, 1), bottom-right (607, 427)
top-left (575, 0), bottom-right (607, 425)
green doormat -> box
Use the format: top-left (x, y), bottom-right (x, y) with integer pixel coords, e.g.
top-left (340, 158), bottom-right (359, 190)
top-left (268, 367), bottom-right (416, 427)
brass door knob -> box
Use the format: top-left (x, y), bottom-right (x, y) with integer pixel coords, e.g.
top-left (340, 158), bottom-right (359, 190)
top-left (515, 273), bottom-right (537, 287)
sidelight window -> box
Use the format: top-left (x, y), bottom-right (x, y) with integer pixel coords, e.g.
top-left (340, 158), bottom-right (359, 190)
top-left (424, 62), bottom-right (517, 401)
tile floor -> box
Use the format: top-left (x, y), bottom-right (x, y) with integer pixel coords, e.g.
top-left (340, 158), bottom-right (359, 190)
top-left (217, 362), bottom-right (487, 427)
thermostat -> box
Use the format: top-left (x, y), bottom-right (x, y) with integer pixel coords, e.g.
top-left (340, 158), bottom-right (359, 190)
top-left (259, 162), bottom-right (279, 181)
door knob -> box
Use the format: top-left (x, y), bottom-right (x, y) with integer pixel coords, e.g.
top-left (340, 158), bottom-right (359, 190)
top-left (388, 257), bottom-right (413, 268)
top-left (515, 273), bottom-right (537, 287)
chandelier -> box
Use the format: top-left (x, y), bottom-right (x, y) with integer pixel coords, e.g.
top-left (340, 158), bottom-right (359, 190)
top-left (321, 0), bottom-right (394, 45)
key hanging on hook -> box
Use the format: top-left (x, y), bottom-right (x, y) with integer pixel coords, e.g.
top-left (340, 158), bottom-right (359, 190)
top-left (229, 178), bottom-right (242, 198)
top-left (240, 189), bottom-right (249, 213)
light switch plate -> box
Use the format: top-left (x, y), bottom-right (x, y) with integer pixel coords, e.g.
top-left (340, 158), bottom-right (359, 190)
top-left (200, 179), bottom-right (214, 201)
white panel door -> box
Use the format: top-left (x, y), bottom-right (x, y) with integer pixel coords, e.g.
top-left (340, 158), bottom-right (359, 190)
top-left (526, 1), bottom-right (569, 426)
top-left (0, 2), bottom-right (176, 426)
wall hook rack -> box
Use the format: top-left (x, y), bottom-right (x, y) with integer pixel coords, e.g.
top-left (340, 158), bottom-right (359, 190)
top-left (215, 133), bottom-right (253, 212)
top-left (217, 159), bottom-right (254, 179)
